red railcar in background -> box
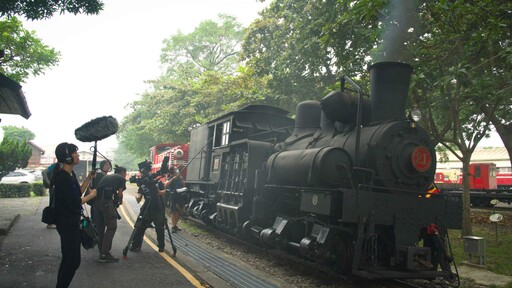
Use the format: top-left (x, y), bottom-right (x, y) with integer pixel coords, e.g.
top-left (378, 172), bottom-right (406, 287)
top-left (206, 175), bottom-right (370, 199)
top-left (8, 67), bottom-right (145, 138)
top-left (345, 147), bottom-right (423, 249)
top-left (435, 163), bottom-right (499, 190)
top-left (497, 172), bottom-right (512, 190)
top-left (434, 162), bottom-right (511, 207)
top-left (149, 143), bottom-right (179, 165)
top-left (149, 143), bottom-right (189, 179)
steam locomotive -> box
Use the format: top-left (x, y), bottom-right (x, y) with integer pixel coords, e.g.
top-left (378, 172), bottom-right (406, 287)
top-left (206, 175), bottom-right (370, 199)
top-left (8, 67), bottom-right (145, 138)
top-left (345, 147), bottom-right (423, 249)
top-left (166, 62), bottom-right (463, 281)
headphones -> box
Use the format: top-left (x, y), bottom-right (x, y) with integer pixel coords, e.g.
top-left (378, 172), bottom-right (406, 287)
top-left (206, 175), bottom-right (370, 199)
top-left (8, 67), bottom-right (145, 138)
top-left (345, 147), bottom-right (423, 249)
top-left (64, 144), bottom-right (74, 164)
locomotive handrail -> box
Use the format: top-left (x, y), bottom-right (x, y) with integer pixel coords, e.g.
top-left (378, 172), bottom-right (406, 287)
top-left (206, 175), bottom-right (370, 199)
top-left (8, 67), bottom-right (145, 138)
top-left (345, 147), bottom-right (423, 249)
top-left (342, 75), bottom-right (363, 166)
top-left (356, 183), bottom-right (435, 195)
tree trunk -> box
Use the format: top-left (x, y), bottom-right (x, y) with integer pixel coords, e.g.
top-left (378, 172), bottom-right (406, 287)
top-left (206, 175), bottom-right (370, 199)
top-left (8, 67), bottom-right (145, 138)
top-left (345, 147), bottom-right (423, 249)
top-left (461, 158), bottom-right (473, 236)
top-left (480, 104), bottom-right (512, 167)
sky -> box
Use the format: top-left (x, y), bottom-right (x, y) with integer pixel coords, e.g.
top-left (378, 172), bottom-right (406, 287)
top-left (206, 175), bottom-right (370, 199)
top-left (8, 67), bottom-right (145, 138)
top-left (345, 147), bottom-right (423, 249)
top-left (0, 0), bottom-right (269, 156)
top-left (0, 0), bottom-right (505, 158)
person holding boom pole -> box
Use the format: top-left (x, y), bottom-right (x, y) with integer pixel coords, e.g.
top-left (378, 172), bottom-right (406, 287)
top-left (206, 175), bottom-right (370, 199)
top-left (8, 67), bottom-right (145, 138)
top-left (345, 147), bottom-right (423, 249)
top-left (53, 142), bottom-right (97, 288)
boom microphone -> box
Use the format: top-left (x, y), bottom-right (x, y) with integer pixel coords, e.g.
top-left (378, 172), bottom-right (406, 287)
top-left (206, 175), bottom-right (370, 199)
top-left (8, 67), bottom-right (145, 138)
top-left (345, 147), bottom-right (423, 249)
top-left (75, 116), bottom-right (119, 171)
top-left (75, 116), bottom-right (119, 142)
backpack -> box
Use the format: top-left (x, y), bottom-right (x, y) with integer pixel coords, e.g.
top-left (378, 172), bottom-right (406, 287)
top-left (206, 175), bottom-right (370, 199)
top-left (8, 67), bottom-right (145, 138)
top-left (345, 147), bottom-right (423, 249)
top-left (42, 169), bottom-right (51, 188)
top-left (79, 215), bottom-right (99, 250)
top-left (42, 163), bottom-right (56, 189)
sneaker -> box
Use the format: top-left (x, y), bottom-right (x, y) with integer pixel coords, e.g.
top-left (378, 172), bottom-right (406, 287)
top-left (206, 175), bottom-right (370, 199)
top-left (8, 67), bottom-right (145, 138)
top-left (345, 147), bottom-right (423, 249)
top-left (158, 247), bottom-right (165, 252)
top-left (171, 226), bottom-right (182, 233)
top-left (97, 253), bottom-right (119, 263)
top-left (129, 246), bottom-right (141, 252)
top-left (46, 224), bottom-right (56, 229)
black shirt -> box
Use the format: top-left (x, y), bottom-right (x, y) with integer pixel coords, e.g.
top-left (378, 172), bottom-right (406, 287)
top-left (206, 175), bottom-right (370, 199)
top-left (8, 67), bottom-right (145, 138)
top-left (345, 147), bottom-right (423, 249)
top-left (54, 169), bottom-right (82, 226)
top-left (91, 172), bottom-right (106, 189)
top-left (97, 174), bottom-right (127, 198)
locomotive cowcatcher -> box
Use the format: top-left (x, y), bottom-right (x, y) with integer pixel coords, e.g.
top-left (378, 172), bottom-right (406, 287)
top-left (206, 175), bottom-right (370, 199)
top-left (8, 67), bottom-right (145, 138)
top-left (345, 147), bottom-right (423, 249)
top-left (184, 62), bottom-right (462, 282)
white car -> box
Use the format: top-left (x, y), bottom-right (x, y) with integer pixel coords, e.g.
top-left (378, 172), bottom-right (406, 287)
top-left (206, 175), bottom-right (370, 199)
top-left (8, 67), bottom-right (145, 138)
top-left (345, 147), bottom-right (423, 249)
top-left (0, 170), bottom-right (37, 184)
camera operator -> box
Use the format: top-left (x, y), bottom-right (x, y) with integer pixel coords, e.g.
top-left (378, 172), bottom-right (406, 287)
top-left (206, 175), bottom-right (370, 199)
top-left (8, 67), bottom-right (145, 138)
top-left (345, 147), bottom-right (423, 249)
top-left (130, 169), bottom-right (167, 253)
top-left (94, 165), bottom-right (127, 263)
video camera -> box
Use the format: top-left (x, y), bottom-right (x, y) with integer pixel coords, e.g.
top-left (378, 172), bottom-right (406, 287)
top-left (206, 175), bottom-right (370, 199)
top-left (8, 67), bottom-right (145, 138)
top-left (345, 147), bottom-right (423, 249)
top-left (129, 156), bottom-right (170, 196)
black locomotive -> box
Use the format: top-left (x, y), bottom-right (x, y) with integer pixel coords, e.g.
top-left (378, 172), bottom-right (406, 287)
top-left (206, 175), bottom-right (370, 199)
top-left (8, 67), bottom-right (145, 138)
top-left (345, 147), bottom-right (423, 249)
top-left (185, 61), bottom-right (462, 282)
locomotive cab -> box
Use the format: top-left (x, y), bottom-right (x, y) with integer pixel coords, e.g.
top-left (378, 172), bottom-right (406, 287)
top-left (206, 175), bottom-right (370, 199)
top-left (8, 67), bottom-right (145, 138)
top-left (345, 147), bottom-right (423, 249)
top-left (186, 105), bottom-right (294, 229)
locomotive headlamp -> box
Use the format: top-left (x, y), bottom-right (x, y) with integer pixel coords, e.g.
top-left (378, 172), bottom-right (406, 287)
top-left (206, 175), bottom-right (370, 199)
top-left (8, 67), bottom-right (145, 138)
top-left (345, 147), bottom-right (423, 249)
top-left (409, 109), bottom-right (422, 122)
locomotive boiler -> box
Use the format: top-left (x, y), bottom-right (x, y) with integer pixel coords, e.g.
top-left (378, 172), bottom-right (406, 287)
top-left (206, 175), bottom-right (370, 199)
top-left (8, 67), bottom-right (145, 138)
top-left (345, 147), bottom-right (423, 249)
top-left (185, 61), bottom-right (462, 282)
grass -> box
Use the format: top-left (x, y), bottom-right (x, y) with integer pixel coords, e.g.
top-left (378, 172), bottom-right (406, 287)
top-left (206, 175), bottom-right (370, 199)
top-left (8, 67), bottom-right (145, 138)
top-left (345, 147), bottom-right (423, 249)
top-left (448, 214), bottom-right (512, 276)
top-left (168, 214), bottom-right (210, 236)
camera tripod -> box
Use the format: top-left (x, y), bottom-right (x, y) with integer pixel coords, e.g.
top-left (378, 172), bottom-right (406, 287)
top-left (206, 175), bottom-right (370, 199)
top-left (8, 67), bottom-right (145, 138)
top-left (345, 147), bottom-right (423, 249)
top-left (122, 193), bottom-right (177, 257)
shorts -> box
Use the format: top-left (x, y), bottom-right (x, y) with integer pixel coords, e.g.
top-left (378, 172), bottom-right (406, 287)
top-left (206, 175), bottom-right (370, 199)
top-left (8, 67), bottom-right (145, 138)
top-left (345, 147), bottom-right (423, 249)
top-left (170, 193), bottom-right (187, 213)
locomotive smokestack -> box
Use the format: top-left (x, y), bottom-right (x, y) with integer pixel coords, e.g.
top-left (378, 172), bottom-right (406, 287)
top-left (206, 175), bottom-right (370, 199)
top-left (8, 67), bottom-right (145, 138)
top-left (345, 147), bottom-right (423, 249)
top-left (369, 62), bottom-right (413, 123)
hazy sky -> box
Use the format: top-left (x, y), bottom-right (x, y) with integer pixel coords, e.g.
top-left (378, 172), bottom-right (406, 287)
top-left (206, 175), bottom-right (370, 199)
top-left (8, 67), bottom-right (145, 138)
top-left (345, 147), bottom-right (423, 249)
top-left (0, 0), bottom-right (504, 157)
top-left (0, 0), bottom-right (268, 155)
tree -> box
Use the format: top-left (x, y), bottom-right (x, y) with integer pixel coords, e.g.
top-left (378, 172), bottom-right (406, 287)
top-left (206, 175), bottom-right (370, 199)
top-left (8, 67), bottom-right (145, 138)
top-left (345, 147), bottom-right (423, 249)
top-left (119, 67), bottom-right (275, 157)
top-left (0, 17), bottom-right (60, 83)
top-left (0, 0), bottom-right (103, 20)
top-left (409, 0), bottom-right (511, 235)
top-left (119, 15), bottom-right (256, 157)
top-left (0, 1), bottom-right (104, 177)
top-left (241, 0), bottom-right (389, 111)
top-left (243, 0), bottom-right (334, 111)
top-left (112, 143), bottom-right (139, 171)
top-left (1, 125), bottom-right (35, 142)
top-left (160, 14), bottom-right (245, 80)
top-left (0, 127), bottom-right (33, 180)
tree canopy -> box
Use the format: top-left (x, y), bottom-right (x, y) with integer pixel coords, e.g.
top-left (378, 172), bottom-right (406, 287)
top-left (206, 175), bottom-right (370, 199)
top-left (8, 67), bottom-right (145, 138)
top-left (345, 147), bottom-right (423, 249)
top-left (118, 14), bottom-right (269, 157)
top-left (1, 125), bottom-right (35, 142)
top-left (0, 0), bottom-right (104, 20)
top-left (160, 14), bottom-right (245, 80)
top-left (0, 17), bottom-right (60, 83)
top-left (0, 126), bottom-right (33, 180)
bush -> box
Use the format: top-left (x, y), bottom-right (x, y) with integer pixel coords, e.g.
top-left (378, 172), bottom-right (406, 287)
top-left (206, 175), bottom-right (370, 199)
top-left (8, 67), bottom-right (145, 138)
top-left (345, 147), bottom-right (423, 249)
top-left (32, 182), bottom-right (46, 196)
top-left (0, 183), bottom-right (31, 197)
top-left (0, 182), bottom-right (46, 197)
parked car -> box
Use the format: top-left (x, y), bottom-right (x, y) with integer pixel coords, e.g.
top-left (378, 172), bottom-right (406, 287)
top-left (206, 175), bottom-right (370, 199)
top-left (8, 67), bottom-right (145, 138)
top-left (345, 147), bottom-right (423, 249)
top-left (25, 168), bottom-right (44, 182)
top-left (0, 170), bottom-right (37, 184)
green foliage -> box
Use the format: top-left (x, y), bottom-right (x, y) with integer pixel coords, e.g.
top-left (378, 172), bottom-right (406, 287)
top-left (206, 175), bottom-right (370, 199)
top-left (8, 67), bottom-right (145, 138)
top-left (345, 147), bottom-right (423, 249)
top-left (0, 16), bottom-right (60, 83)
top-left (0, 0), bottom-right (104, 20)
top-left (119, 15), bottom-right (268, 157)
top-left (0, 136), bottom-right (32, 180)
top-left (0, 182), bottom-right (45, 197)
top-left (242, 0), bottom-right (381, 108)
top-left (160, 14), bottom-right (245, 79)
top-left (0, 183), bottom-right (31, 197)
top-left (112, 142), bottom-right (140, 171)
top-left (411, 0), bottom-right (510, 153)
top-left (407, 0), bottom-right (512, 235)
top-left (1, 125), bottom-right (35, 142)
top-left (32, 182), bottom-right (45, 196)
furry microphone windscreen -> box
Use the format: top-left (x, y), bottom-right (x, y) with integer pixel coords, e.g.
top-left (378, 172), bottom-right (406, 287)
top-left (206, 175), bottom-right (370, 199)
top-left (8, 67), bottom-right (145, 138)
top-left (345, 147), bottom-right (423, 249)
top-left (75, 116), bottom-right (119, 142)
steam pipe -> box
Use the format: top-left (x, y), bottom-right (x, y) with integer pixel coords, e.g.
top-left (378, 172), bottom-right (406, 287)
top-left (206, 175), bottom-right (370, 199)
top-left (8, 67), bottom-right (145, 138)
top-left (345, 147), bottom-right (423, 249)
top-left (342, 75), bottom-right (363, 167)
